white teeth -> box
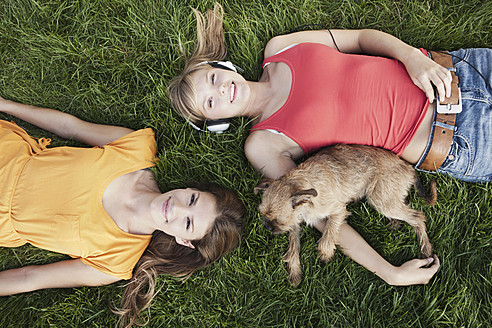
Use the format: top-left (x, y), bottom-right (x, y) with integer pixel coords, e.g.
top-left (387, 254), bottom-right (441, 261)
top-left (230, 82), bottom-right (235, 102)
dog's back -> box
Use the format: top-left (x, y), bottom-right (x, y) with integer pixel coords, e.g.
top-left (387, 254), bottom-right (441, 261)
top-left (288, 144), bottom-right (416, 205)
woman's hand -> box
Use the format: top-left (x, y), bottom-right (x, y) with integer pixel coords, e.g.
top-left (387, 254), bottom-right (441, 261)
top-left (334, 223), bottom-right (441, 286)
top-left (402, 48), bottom-right (453, 103)
top-left (388, 255), bottom-right (440, 286)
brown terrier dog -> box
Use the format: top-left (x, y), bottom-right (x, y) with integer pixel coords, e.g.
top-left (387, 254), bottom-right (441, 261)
top-left (255, 144), bottom-right (437, 287)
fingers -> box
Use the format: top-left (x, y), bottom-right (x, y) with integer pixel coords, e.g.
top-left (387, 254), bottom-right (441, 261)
top-left (426, 255), bottom-right (440, 279)
top-left (409, 55), bottom-right (453, 103)
top-left (415, 78), bottom-right (436, 103)
top-left (431, 254), bottom-right (440, 269)
top-left (416, 257), bottom-right (434, 267)
top-left (418, 70), bottom-right (453, 103)
top-left (433, 68), bottom-right (453, 102)
top-left (413, 255), bottom-right (440, 284)
top-left (419, 254), bottom-right (441, 275)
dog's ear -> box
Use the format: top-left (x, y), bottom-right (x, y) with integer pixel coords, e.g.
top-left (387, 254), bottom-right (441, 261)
top-left (291, 188), bottom-right (318, 208)
top-left (254, 178), bottom-right (274, 194)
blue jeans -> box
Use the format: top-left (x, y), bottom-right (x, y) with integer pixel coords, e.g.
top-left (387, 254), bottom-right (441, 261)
top-left (415, 48), bottom-right (492, 183)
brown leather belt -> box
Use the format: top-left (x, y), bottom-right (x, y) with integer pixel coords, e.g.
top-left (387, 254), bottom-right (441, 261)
top-left (419, 51), bottom-right (460, 171)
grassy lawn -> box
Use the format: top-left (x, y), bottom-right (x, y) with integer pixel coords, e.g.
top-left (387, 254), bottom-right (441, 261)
top-left (1, 0), bottom-right (491, 327)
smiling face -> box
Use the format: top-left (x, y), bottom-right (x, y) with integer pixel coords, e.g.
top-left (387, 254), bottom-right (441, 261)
top-left (191, 67), bottom-right (251, 120)
top-left (150, 188), bottom-right (218, 247)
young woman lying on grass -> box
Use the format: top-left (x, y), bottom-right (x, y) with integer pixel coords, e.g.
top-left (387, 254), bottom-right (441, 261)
top-left (168, 3), bottom-right (491, 285)
top-left (0, 96), bottom-right (244, 327)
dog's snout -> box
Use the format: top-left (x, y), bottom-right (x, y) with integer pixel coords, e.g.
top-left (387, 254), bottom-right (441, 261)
top-left (263, 220), bottom-right (274, 232)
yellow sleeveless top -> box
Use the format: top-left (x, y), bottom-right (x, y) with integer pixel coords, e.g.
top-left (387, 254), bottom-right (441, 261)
top-left (0, 120), bottom-right (156, 279)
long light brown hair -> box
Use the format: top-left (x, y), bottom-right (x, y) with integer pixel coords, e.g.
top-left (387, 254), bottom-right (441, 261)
top-left (167, 2), bottom-right (227, 124)
top-left (114, 183), bottom-right (244, 327)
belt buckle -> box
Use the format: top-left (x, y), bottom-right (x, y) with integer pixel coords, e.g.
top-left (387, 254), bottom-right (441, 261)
top-left (437, 87), bottom-right (462, 114)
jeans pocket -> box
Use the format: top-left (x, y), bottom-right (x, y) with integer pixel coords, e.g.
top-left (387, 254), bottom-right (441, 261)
top-left (440, 134), bottom-right (472, 176)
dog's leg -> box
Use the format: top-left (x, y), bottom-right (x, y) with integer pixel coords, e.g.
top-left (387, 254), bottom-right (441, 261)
top-left (318, 209), bottom-right (349, 263)
top-left (403, 209), bottom-right (433, 258)
top-left (406, 209), bottom-right (433, 258)
top-left (369, 176), bottom-right (433, 258)
top-left (372, 200), bottom-right (433, 258)
top-left (282, 225), bottom-right (302, 287)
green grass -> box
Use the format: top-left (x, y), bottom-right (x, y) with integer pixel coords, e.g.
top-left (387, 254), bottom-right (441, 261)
top-left (1, 0), bottom-right (491, 327)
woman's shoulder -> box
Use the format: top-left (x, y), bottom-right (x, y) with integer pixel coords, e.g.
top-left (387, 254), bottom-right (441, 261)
top-left (245, 130), bottom-right (276, 158)
top-left (264, 30), bottom-right (346, 59)
top-left (105, 128), bottom-right (156, 151)
top-left (103, 128), bottom-right (157, 166)
top-left (245, 130), bottom-right (303, 160)
top-left (264, 35), bottom-right (298, 58)
top-left (245, 130), bottom-right (304, 178)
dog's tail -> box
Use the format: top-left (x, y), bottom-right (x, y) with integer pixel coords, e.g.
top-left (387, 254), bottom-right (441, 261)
top-left (414, 177), bottom-right (437, 206)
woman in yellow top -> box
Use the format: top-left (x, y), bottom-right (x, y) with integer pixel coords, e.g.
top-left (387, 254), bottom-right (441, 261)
top-left (0, 95), bottom-right (244, 327)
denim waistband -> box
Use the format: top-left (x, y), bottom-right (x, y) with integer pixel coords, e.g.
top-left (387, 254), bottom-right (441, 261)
top-left (414, 108), bottom-right (458, 171)
top-left (415, 51), bottom-right (460, 171)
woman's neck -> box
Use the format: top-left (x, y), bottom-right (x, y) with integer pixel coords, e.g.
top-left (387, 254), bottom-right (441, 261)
top-left (127, 171), bottom-right (162, 235)
top-left (103, 169), bottom-right (161, 235)
top-left (243, 64), bottom-right (292, 124)
top-left (242, 79), bottom-right (276, 120)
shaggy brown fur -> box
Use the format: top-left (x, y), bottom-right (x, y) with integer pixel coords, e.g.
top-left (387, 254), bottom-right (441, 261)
top-left (255, 144), bottom-right (437, 287)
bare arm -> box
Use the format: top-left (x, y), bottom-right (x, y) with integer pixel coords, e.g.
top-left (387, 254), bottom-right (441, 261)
top-left (245, 130), bottom-right (302, 179)
top-left (0, 259), bottom-right (121, 296)
top-left (0, 96), bottom-right (134, 146)
top-left (264, 29), bottom-right (452, 103)
top-left (329, 221), bottom-right (440, 285)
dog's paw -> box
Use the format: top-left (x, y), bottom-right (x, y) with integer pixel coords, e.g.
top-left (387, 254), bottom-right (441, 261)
top-left (421, 242), bottom-right (433, 258)
top-left (318, 245), bottom-right (336, 263)
top-left (289, 271), bottom-right (302, 287)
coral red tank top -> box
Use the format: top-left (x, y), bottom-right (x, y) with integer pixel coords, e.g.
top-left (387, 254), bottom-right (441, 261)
top-left (251, 43), bottom-right (429, 155)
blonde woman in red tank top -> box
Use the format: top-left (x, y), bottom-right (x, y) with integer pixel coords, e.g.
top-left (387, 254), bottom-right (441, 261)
top-left (169, 3), bottom-right (492, 287)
